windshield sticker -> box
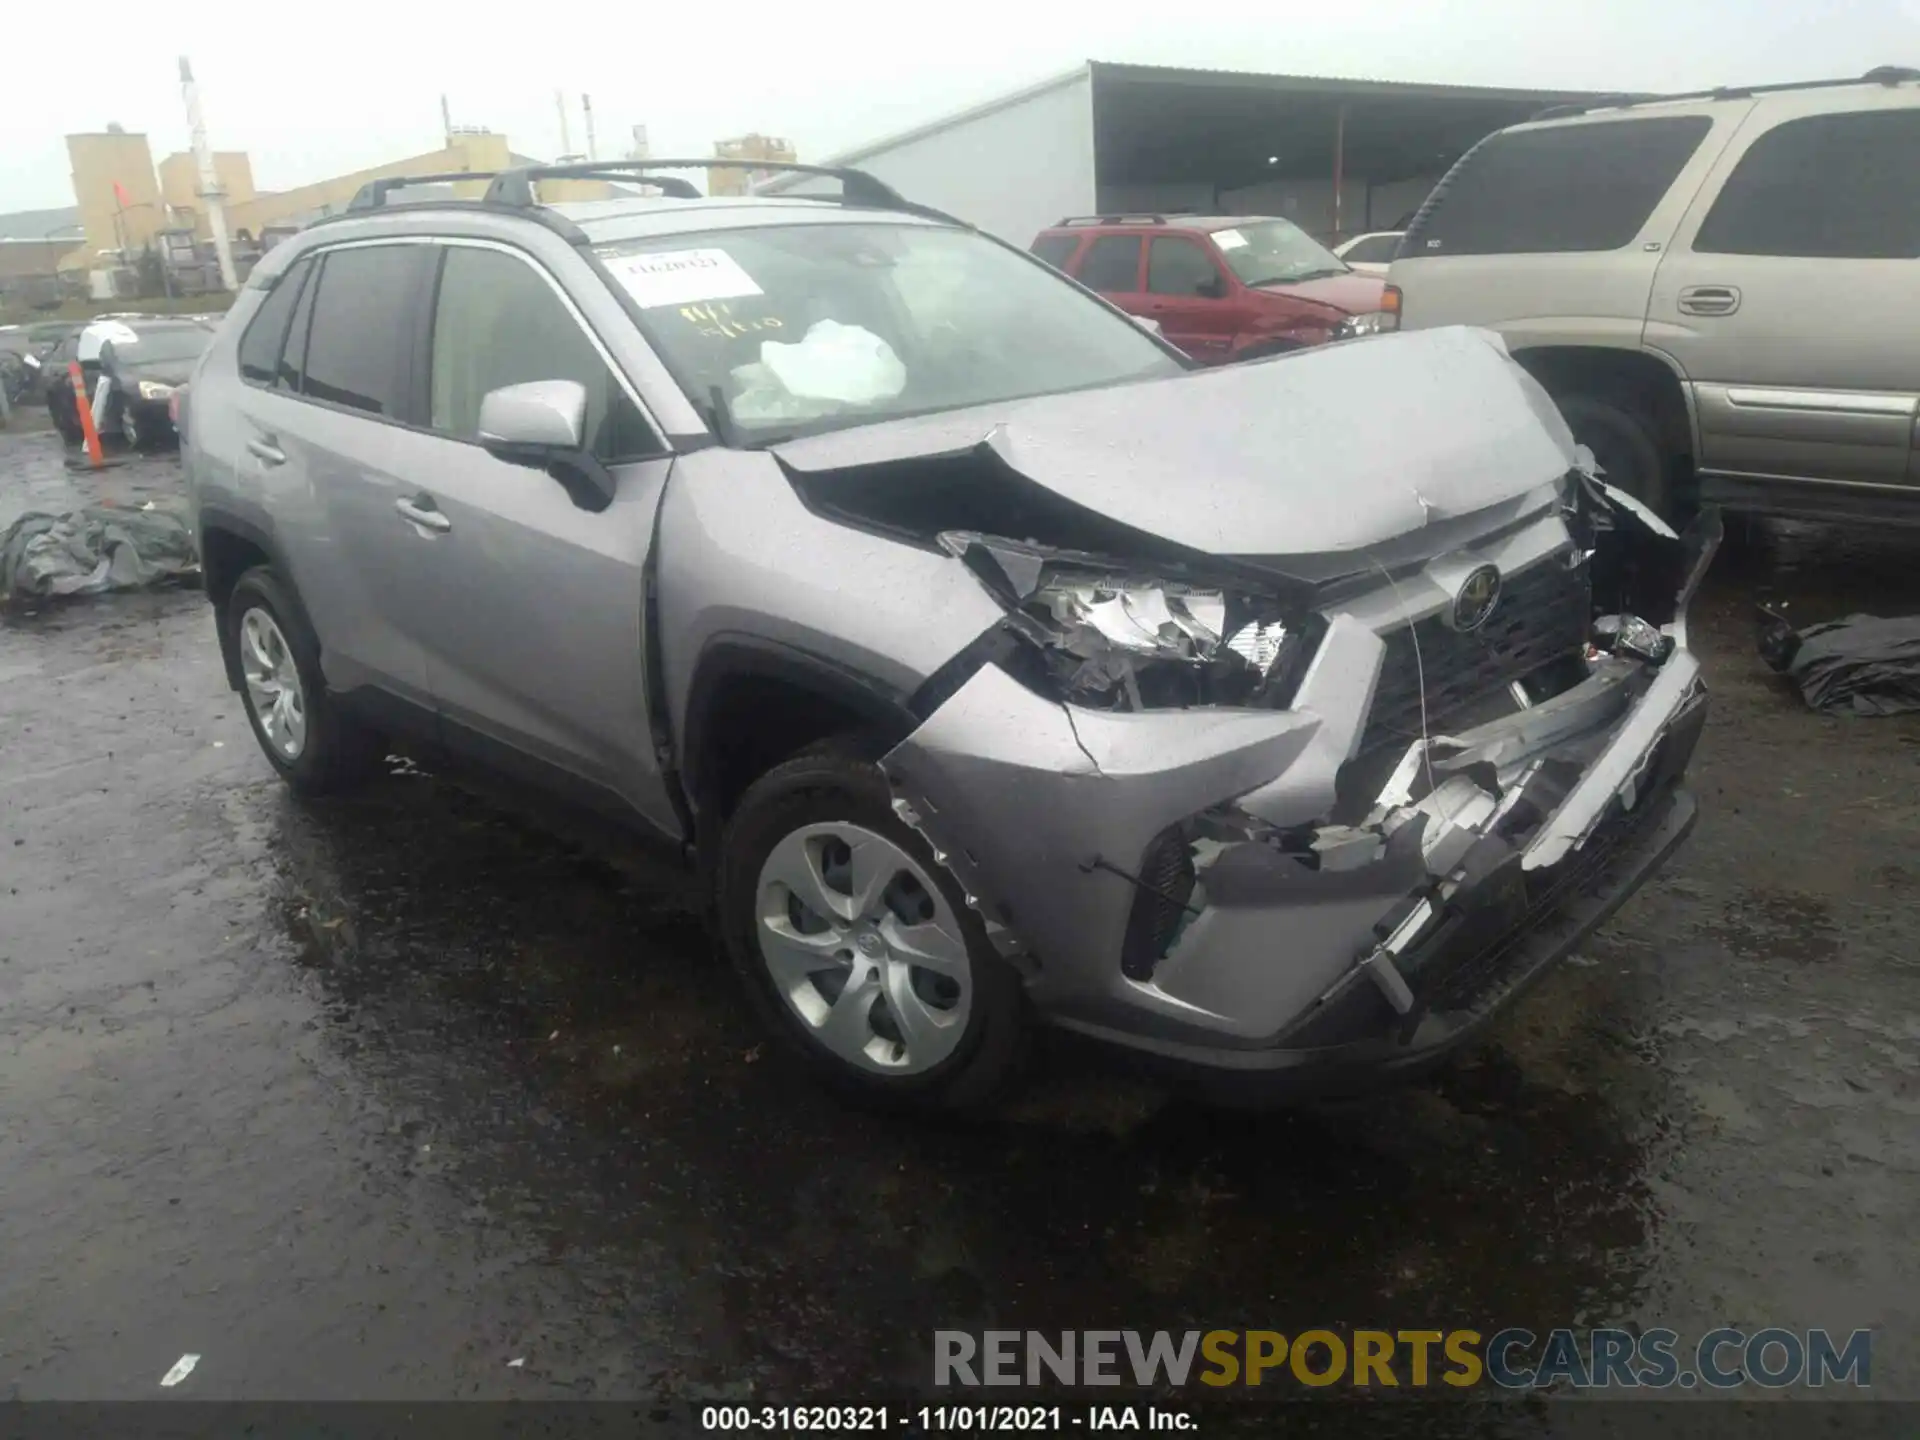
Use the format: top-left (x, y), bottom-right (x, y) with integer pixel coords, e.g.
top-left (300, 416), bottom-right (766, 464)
top-left (1213, 229), bottom-right (1248, 250)
top-left (604, 248), bottom-right (763, 308)
top-left (675, 300), bottom-right (785, 341)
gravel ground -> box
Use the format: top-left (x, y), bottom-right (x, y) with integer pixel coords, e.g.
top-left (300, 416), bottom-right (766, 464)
top-left (1, 423), bottom-right (1916, 1413)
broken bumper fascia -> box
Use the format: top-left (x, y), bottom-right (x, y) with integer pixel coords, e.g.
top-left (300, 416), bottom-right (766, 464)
top-left (881, 509), bottom-right (1719, 1100)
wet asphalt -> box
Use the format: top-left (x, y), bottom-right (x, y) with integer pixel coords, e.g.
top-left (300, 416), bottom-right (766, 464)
top-left (1, 421), bottom-right (1917, 1408)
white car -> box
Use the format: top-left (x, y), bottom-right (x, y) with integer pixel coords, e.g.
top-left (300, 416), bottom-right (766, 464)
top-left (1332, 231), bottom-right (1403, 276)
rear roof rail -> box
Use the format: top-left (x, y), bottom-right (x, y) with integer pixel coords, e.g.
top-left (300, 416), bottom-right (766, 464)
top-left (345, 172), bottom-right (502, 211)
top-left (1527, 65), bottom-right (1920, 120)
top-left (481, 159), bottom-right (960, 225)
top-left (1052, 214), bottom-right (1174, 226)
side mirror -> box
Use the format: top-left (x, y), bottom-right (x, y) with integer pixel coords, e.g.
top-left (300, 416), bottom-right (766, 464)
top-left (477, 379), bottom-right (614, 510)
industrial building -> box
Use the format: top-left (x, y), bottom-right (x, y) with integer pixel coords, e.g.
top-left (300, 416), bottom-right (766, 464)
top-left (27, 125), bottom-right (632, 301)
top-left (766, 61), bottom-right (1608, 246)
top-left (710, 134), bottom-right (800, 196)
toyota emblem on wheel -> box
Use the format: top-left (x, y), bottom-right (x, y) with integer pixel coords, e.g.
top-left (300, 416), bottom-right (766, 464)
top-left (1450, 564), bottom-right (1502, 631)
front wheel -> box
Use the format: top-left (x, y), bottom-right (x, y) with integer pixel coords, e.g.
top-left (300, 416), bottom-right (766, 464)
top-left (1556, 392), bottom-right (1671, 518)
top-left (717, 744), bottom-right (1027, 1112)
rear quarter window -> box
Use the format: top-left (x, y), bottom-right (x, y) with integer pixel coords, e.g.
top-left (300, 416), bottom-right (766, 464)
top-left (1030, 233), bottom-right (1079, 270)
top-left (1404, 115), bottom-right (1713, 256)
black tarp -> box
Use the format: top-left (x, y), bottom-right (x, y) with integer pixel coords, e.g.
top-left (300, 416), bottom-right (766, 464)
top-left (1759, 610), bottom-right (1920, 718)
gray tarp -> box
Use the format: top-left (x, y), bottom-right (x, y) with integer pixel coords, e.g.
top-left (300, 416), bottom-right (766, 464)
top-left (1759, 611), bottom-right (1920, 718)
top-left (0, 506), bottom-right (199, 600)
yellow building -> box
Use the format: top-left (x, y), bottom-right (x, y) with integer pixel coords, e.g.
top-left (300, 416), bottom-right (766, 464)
top-left (59, 129), bottom-right (616, 274)
top-left (66, 129), bottom-right (168, 257)
top-left (156, 150), bottom-right (257, 226)
top-left (711, 134), bottom-right (798, 196)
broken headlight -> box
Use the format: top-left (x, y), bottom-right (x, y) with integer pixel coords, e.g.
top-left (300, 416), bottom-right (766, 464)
top-left (941, 532), bottom-right (1317, 712)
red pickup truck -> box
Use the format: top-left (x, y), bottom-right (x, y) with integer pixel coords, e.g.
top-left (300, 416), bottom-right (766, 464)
top-left (1030, 214), bottom-right (1392, 365)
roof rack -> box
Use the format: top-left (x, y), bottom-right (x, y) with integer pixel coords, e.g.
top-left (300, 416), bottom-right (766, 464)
top-left (1528, 65), bottom-right (1919, 120)
top-left (346, 172), bottom-right (503, 211)
top-left (482, 159), bottom-right (925, 214)
top-left (1054, 213), bottom-right (1174, 226)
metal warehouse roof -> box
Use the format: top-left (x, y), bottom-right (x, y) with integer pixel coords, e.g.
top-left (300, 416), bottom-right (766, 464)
top-left (804, 61), bottom-right (1614, 172)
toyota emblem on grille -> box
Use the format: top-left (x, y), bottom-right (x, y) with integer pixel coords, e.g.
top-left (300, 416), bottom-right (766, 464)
top-left (1449, 564), bottom-right (1502, 632)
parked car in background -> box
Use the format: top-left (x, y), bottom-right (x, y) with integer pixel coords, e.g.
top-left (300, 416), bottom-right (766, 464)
top-left (1030, 214), bottom-right (1391, 364)
top-left (184, 159), bottom-right (1711, 1113)
top-left (45, 317), bottom-right (215, 448)
top-left (1332, 230), bottom-right (1404, 276)
top-left (1387, 67), bottom-right (1920, 523)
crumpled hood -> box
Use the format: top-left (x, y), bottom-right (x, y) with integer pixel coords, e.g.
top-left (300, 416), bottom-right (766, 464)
top-left (1252, 269), bottom-right (1385, 316)
top-left (773, 326), bottom-right (1580, 558)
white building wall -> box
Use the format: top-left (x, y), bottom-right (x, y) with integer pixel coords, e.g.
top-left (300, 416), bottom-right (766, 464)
top-left (802, 70), bottom-right (1097, 245)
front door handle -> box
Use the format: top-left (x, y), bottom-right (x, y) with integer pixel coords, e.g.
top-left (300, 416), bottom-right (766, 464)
top-left (395, 496), bottom-right (451, 533)
top-left (245, 436), bottom-right (285, 466)
top-left (1677, 284), bottom-right (1741, 317)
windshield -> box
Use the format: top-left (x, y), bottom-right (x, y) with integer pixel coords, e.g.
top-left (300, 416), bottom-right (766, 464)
top-left (111, 328), bottom-right (213, 365)
top-left (594, 222), bottom-right (1181, 443)
top-left (1212, 221), bottom-right (1350, 287)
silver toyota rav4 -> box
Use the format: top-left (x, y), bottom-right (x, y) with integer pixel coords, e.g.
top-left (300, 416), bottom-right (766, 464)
top-left (183, 161), bottom-right (1718, 1110)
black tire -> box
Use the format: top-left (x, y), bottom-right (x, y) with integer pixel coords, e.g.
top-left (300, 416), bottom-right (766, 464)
top-left (1556, 392), bottom-right (1670, 518)
top-left (51, 391), bottom-right (81, 443)
top-left (717, 742), bottom-right (1028, 1113)
top-left (227, 566), bottom-right (384, 795)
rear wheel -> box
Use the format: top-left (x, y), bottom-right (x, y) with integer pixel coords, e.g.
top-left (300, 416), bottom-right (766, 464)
top-left (1556, 392), bottom-right (1670, 518)
top-left (717, 743), bottom-right (1027, 1113)
top-left (228, 566), bottom-right (384, 794)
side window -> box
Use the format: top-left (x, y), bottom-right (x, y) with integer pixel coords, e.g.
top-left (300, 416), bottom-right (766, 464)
top-left (1148, 237), bottom-right (1223, 296)
top-left (300, 245), bottom-right (428, 417)
top-left (277, 259), bottom-right (318, 391)
top-left (428, 245), bottom-right (657, 462)
top-left (236, 257), bottom-right (309, 386)
top-left (1076, 235), bottom-right (1144, 293)
top-left (1693, 110), bottom-right (1920, 259)
top-left (1406, 116), bottom-right (1713, 255)
top-left (1030, 234), bottom-right (1079, 270)
top-left (1341, 235), bottom-right (1400, 264)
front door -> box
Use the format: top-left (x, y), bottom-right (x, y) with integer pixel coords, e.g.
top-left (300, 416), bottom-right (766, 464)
top-left (1646, 95), bottom-right (1920, 492)
top-left (1143, 235), bottom-right (1237, 362)
top-left (386, 240), bottom-right (681, 836)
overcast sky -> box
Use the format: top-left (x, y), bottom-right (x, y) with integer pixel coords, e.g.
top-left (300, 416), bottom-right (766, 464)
top-left (7, 0), bottom-right (1917, 212)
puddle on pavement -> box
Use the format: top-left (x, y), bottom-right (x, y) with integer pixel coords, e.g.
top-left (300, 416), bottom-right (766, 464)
top-left (1697, 888), bottom-right (1843, 964)
top-left (261, 759), bottom-right (1675, 1398)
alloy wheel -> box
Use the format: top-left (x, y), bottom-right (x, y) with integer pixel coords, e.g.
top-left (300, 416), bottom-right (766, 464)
top-left (754, 822), bottom-right (972, 1075)
top-left (239, 607), bottom-right (307, 760)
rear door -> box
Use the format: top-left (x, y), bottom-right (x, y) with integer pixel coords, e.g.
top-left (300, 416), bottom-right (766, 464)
top-left (1068, 233), bottom-right (1147, 316)
top-left (1391, 108), bottom-right (1738, 347)
top-left (1143, 235), bottom-right (1236, 361)
top-left (381, 238), bottom-right (681, 834)
top-left (1645, 93), bottom-right (1920, 491)
top-left (261, 241), bottom-right (439, 709)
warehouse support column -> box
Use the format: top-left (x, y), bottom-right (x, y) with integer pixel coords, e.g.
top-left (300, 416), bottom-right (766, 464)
top-left (1331, 102), bottom-right (1347, 244)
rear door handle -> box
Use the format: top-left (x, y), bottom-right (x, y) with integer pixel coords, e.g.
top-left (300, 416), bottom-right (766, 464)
top-left (1677, 285), bottom-right (1741, 317)
top-left (395, 495), bottom-right (452, 533)
top-left (245, 436), bottom-right (285, 466)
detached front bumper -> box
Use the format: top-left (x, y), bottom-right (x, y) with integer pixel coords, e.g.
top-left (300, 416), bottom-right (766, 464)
top-left (882, 505), bottom-right (1720, 1102)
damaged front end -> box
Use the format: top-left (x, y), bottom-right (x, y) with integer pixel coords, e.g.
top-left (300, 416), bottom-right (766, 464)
top-left (880, 472), bottom-right (1720, 1099)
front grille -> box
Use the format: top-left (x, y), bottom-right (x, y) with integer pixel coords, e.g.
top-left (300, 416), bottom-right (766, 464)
top-left (1359, 556), bottom-right (1590, 756)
